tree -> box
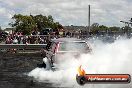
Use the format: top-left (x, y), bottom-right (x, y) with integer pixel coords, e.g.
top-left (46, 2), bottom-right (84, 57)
top-left (91, 23), bottom-right (100, 34)
top-left (98, 25), bottom-right (108, 31)
top-left (31, 14), bottom-right (47, 31)
top-left (9, 14), bottom-right (36, 35)
top-left (31, 14), bottom-right (61, 31)
top-left (9, 14), bottom-right (62, 35)
top-left (109, 26), bottom-right (120, 32)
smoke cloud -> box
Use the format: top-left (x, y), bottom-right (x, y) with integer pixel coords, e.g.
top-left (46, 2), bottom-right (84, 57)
top-left (28, 37), bottom-right (132, 88)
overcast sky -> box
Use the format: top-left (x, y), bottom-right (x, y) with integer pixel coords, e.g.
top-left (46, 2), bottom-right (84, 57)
top-left (0, 0), bottom-right (132, 29)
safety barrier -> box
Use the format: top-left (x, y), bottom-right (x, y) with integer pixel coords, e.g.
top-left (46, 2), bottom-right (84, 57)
top-left (0, 44), bottom-right (46, 50)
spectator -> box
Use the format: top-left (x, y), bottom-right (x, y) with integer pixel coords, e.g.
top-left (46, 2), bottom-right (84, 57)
top-left (22, 36), bottom-right (27, 44)
top-left (66, 31), bottom-right (71, 37)
top-left (13, 37), bottom-right (18, 44)
top-left (6, 37), bottom-right (12, 44)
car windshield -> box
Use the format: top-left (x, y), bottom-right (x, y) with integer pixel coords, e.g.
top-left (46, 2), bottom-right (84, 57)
top-left (58, 42), bottom-right (89, 52)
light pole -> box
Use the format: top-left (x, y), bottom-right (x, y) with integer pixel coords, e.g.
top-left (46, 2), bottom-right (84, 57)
top-left (88, 5), bottom-right (90, 33)
top-left (87, 5), bottom-right (91, 38)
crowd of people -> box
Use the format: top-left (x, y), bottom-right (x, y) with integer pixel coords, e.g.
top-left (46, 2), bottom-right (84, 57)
top-left (4, 30), bottom-right (85, 44)
top-left (5, 32), bottom-right (51, 44)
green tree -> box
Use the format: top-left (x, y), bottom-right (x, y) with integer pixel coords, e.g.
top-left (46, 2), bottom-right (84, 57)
top-left (32, 14), bottom-right (61, 31)
top-left (9, 14), bottom-right (36, 35)
top-left (9, 14), bottom-right (62, 35)
top-left (91, 23), bottom-right (109, 34)
top-left (91, 23), bottom-right (99, 34)
top-left (31, 14), bottom-right (47, 31)
top-left (109, 26), bottom-right (120, 32)
top-left (98, 25), bottom-right (108, 31)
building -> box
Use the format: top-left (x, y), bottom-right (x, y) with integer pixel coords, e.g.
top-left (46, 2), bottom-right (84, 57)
top-left (4, 28), bottom-right (15, 34)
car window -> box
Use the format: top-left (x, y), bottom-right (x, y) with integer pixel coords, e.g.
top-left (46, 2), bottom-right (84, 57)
top-left (58, 42), bottom-right (89, 51)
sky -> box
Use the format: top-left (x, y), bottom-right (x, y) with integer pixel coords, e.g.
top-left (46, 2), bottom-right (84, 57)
top-left (0, 0), bottom-right (132, 29)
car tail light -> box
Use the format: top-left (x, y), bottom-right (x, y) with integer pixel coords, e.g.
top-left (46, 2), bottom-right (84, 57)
top-left (55, 42), bottom-right (60, 53)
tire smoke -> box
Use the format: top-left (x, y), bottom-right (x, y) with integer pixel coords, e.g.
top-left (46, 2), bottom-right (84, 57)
top-left (28, 37), bottom-right (132, 88)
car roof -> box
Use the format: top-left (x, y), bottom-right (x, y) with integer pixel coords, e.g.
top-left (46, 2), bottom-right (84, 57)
top-left (51, 38), bottom-right (86, 43)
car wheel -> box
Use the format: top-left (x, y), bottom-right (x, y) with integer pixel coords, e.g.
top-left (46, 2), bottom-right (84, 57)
top-left (42, 57), bottom-right (52, 70)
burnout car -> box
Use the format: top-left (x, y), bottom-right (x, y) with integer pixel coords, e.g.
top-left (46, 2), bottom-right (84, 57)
top-left (38, 38), bottom-right (92, 70)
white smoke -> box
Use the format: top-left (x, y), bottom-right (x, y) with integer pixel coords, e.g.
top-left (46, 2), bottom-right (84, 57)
top-left (28, 37), bottom-right (132, 88)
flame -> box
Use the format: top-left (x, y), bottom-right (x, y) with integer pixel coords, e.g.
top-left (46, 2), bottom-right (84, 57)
top-left (77, 65), bottom-right (86, 76)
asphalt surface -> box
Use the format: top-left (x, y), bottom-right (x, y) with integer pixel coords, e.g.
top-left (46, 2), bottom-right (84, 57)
top-left (0, 52), bottom-right (57, 88)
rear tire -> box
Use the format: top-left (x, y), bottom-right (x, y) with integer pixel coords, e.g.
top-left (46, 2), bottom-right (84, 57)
top-left (37, 57), bottom-right (51, 70)
top-left (42, 57), bottom-right (52, 70)
top-left (37, 62), bottom-right (46, 68)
